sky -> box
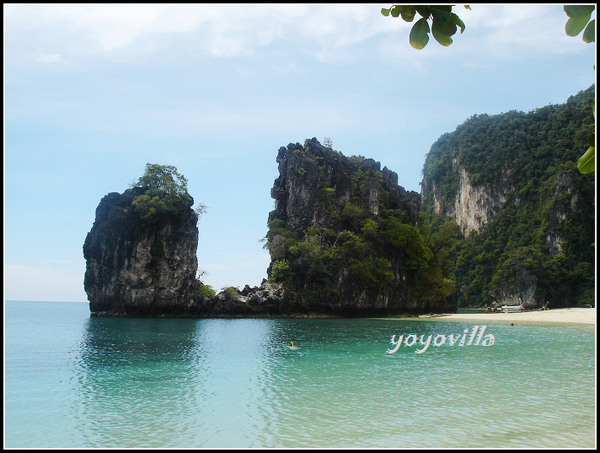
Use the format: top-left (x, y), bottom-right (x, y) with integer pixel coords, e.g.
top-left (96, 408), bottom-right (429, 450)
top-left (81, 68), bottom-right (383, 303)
top-left (3, 3), bottom-right (596, 302)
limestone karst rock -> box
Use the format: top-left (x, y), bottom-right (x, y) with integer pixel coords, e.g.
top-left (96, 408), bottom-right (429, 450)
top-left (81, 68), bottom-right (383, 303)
top-left (83, 187), bottom-right (201, 316)
top-left (420, 86), bottom-right (596, 308)
top-left (84, 141), bottom-right (458, 318)
top-left (264, 138), bottom-right (456, 315)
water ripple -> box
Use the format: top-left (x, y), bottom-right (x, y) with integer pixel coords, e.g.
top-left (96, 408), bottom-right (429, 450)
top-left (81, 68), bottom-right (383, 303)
top-left (5, 311), bottom-right (596, 448)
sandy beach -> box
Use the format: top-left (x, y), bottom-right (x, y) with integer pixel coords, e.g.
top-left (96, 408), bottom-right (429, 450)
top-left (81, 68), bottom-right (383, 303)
top-left (425, 307), bottom-right (596, 325)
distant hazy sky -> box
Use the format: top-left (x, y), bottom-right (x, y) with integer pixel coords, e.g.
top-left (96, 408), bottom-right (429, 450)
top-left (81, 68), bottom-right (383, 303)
top-left (4, 3), bottom-right (596, 302)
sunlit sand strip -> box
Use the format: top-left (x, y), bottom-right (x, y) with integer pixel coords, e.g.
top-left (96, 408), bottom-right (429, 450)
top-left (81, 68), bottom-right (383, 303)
top-left (423, 307), bottom-right (595, 325)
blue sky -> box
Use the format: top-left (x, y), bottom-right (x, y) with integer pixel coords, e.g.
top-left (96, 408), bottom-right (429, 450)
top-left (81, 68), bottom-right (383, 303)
top-left (4, 4), bottom-right (596, 302)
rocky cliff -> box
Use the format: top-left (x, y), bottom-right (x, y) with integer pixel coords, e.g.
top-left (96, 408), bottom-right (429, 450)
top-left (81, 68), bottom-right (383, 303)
top-left (427, 161), bottom-right (510, 238)
top-left (83, 187), bottom-right (202, 316)
top-left (421, 86), bottom-right (596, 308)
top-left (84, 138), bottom-right (465, 318)
top-left (263, 138), bottom-right (456, 315)
top-left (270, 138), bottom-right (421, 230)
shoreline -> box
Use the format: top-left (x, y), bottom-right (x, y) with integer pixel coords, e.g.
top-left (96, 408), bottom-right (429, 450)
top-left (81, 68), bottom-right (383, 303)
top-left (421, 307), bottom-right (596, 325)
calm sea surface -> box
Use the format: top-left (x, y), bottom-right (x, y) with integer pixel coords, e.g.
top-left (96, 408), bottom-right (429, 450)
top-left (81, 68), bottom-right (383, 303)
top-left (4, 301), bottom-right (596, 448)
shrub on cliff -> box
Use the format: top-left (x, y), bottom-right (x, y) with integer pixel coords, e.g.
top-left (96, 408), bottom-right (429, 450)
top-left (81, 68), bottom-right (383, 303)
top-left (130, 163), bottom-right (205, 224)
top-left (197, 280), bottom-right (217, 298)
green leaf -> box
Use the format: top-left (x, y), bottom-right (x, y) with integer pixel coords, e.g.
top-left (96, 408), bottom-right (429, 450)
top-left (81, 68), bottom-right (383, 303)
top-left (432, 18), bottom-right (458, 37)
top-left (390, 5), bottom-right (401, 18)
top-left (583, 19), bottom-right (595, 42)
top-left (579, 99), bottom-right (595, 174)
top-left (381, 7), bottom-right (390, 17)
top-left (410, 18), bottom-right (430, 49)
top-left (399, 5), bottom-right (416, 22)
top-left (414, 6), bottom-right (431, 19)
top-left (451, 12), bottom-right (466, 33)
top-left (432, 25), bottom-right (453, 46)
top-left (429, 5), bottom-right (452, 23)
top-left (564, 5), bottom-right (595, 19)
top-left (577, 142), bottom-right (595, 174)
top-left (565, 13), bottom-right (592, 36)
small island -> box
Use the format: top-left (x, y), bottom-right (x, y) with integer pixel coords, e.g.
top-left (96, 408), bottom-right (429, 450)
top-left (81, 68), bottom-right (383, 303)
top-left (84, 141), bottom-right (455, 317)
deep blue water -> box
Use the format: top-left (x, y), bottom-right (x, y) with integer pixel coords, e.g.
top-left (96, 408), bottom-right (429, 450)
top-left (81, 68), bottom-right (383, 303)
top-left (4, 301), bottom-right (596, 448)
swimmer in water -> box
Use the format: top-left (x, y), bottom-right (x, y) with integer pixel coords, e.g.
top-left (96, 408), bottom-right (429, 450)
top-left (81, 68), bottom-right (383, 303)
top-left (286, 342), bottom-right (299, 350)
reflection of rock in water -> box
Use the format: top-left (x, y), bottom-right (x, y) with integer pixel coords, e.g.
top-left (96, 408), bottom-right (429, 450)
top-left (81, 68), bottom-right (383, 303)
top-left (70, 318), bottom-right (284, 447)
top-left (71, 317), bottom-right (207, 447)
top-left (77, 317), bottom-right (202, 367)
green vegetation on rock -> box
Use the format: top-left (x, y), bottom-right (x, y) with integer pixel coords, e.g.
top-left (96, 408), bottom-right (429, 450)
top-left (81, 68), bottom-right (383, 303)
top-left (130, 163), bottom-right (206, 225)
top-left (265, 140), bottom-right (457, 311)
top-left (421, 85), bottom-right (595, 307)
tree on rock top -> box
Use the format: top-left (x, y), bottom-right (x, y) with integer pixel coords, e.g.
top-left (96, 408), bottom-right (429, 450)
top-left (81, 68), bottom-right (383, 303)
top-left (130, 163), bottom-right (205, 224)
top-left (136, 163), bottom-right (190, 194)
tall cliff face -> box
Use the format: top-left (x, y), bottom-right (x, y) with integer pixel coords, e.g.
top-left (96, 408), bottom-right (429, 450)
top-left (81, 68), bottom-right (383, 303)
top-left (83, 187), bottom-right (201, 316)
top-left (270, 139), bottom-right (421, 228)
top-left (421, 86), bottom-right (596, 308)
top-left (265, 138), bottom-right (456, 315)
top-left (427, 161), bottom-right (510, 238)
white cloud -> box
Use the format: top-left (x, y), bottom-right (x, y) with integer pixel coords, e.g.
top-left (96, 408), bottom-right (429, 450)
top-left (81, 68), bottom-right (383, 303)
top-left (462, 4), bottom-right (590, 58)
top-left (4, 4), bottom-right (402, 63)
top-left (5, 3), bottom-right (590, 67)
top-left (36, 53), bottom-right (63, 63)
top-left (372, 4), bottom-right (592, 68)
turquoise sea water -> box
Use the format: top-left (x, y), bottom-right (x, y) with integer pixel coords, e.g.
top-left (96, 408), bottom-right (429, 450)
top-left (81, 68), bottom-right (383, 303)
top-left (4, 301), bottom-right (596, 448)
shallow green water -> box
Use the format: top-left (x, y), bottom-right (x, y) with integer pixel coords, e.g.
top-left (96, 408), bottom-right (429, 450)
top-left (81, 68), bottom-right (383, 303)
top-left (4, 301), bottom-right (596, 448)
